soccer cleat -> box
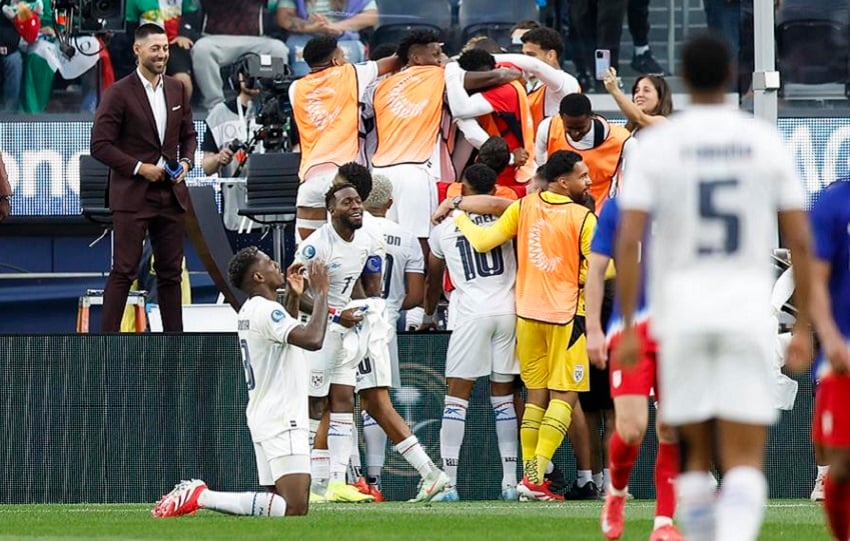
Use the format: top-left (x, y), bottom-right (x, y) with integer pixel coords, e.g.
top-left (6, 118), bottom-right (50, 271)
top-left (152, 479), bottom-right (207, 518)
top-left (544, 464), bottom-right (568, 495)
top-left (325, 480), bottom-right (375, 503)
top-left (431, 486), bottom-right (460, 502)
top-left (517, 476), bottom-right (565, 501)
top-left (309, 491), bottom-right (327, 504)
top-left (500, 486), bottom-right (519, 501)
top-left (811, 472), bottom-right (826, 501)
top-left (565, 480), bottom-right (600, 500)
top-left (600, 492), bottom-right (627, 539)
top-left (350, 477), bottom-right (386, 502)
top-left (649, 524), bottom-right (684, 541)
top-left (409, 470), bottom-right (451, 503)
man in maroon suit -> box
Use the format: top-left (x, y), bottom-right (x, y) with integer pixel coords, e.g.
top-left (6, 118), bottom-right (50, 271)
top-left (91, 23), bottom-right (197, 332)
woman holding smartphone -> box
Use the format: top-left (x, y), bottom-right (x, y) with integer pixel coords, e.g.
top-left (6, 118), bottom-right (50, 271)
top-left (603, 67), bottom-right (673, 134)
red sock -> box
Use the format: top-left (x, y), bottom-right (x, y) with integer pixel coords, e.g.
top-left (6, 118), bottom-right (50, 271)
top-left (655, 443), bottom-right (680, 520)
top-left (609, 432), bottom-right (640, 491)
top-left (825, 475), bottom-right (850, 541)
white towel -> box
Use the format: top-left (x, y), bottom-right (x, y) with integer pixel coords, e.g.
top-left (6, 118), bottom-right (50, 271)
top-left (338, 298), bottom-right (394, 369)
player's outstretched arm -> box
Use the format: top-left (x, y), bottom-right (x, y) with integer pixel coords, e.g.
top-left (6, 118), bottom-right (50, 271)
top-left (779, 209), bottom-right (815, 370)
top-left (288, 262), bottom-right (330, 351)
top-left (586, 253), bottom-right (611, 369)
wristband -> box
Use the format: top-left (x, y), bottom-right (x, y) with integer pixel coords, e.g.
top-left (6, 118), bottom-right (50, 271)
top-left (328, 307), bottom-right (342, 324)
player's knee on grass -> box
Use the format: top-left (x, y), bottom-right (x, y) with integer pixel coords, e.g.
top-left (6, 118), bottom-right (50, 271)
top-left (275, 473), bottom-right (311, 516)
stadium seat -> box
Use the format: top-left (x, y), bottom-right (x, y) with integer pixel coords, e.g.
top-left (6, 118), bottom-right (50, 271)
top-left (371, 0), bottom-right (452, 51)
top-left (458, 0), bottom-right (539, 50)
top-left (776, 19), bottom-right (849, 88)
top-left (237, 152), bottom-right (300, 266)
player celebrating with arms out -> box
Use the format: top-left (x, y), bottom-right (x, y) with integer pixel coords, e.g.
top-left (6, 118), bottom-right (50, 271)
top-left (153, 248), bottom-right (331, 518)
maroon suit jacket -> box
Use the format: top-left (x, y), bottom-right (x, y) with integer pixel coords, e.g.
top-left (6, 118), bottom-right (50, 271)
top-left (90, 72), bottom-right (197, 212)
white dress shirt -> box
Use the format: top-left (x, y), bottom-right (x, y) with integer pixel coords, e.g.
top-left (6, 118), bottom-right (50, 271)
top-left (133, 68), bottom-right (168, 175)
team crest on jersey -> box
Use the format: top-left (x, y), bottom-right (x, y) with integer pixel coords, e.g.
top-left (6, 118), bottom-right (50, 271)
top-left (612, 370), bottom-right (622, 389)
top-left (302, 245), bottom-right (317, 260)
top-left (271, 309), bottom-right (284, 322)
top-left (574, 365), bottom-right (585, 383)
top-left (310, 370), bottom-right (324, 389)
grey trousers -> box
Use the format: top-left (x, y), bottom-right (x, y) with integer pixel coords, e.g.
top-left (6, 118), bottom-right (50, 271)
top-left (191, 34), bottom-right (289, 110)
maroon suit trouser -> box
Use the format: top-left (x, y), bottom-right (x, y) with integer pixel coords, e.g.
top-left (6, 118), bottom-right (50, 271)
top-left (101, 186), bottom-right (185, 332)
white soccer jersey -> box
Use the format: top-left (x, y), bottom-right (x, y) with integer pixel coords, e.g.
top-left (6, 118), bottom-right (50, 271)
top-left (237, 296), bottom-right (306, 443)
top-left (429, 213), bottom-right (516, 323)
top-left (375, 216), bottom-right (424, 322)
top-left (296, 222), bottom-right (386, 309)
top-left (619, 106), bottom-right (805, 337)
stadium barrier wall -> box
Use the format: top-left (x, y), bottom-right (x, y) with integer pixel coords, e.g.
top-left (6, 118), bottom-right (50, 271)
top-left (0, 333), bottom-right (815, 504)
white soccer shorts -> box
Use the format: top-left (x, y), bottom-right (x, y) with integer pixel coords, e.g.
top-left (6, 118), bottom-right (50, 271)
top-left (658, 329), bottom-right (778, 427)
top-left (445, 314), bottom-right (519, 381)
top-left (305, 330), bottom-right (358, 397)
top-left (254, 428), bottom-right (311, 486)
top-left (373, 163), bottom-right (436, 239)
top-left (295, 171), bottom-right (337, 209)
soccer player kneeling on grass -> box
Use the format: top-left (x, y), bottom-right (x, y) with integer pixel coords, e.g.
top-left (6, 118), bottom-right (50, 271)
top-left (152, 248), bottom-right (331, 517)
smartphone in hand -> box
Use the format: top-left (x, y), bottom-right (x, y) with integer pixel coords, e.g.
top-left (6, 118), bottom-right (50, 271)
top-left (595, 49), bottom-right (611, 81)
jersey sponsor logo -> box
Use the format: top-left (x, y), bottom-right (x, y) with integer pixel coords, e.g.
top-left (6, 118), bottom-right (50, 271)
top-left (386, 75), bottom-right (428, 119)
top-left (310, 369), bottom-right (324, 390)
top-left (573, 365), bottom-right (585, 383)
top-left (527, 218), bottom-right (562, 272)
top-left (271, 310), bottom-right (285, 322)
top-left (302, 245), bottom-right (317, 260)
top-left (364, 255), bottom-right (383, 274)
top-left (238, 319), bottom-right (250, 330)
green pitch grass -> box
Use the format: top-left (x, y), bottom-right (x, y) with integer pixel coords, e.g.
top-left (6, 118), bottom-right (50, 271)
top-left (0, 500), bottom-right (830, 540)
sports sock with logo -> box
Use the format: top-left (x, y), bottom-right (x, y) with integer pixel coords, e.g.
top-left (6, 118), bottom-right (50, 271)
top-left (655, 442), bottom-right (679, 522)
top-left (716, 466), bottom-right (767, 541)
top-left (395, 434), bottom-right (438, 478)
top-left (199, 491), bottom-right (286, 516)
top-left (677, 471), bottom-right (717, 541)
top-left (535, 399), bottom-right (573, 482)
top-left (310, 449), bottom-right (330, 495)
top-left (491, 395), bottom-right (518, 489)
top-left (440, 396), bottom-right (468, 485)
top-left (328, 413), bottom-right (354, 483)
top-left (520, 403), bottom-right (545, 482)
top-left (608, 431), bottom-right (640, 493)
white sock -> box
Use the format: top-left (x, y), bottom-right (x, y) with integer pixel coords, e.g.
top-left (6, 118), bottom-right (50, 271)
top-left (309, 418), bottom-right (320, 449)
top-left (677, 471), bottom-right (717, 541)
top-left (593, 472), bottom-right (603, 489)
top-left (328, 413), bottom-right (354, 483)
top-left (653, 516), bottom-right (674, 529)
top-left (491, 395), bottom-right (518, 489)
top-left (818, 464), bottom-right (830, 476)
top-left (577, 469), bottom-right (593, 488)
top-left (634, 45), bottom-right (650, 56)
top-left (603, 468), bottom-right (611, 493)
top-left (716, 466), bottom-right (768, 541)
top-left (348, 423), bottom-right (362, 482)
top-left (440, 396), bottom-right (468, 485)
top-left (395, 434), bottom-right (438, 478)
top-left (362, 410), bottom-right (387, 486)
top-left (545, 461), bottom-right (554, 475)
top-left (310, 449), bottom-right (330, 495)
top-left (198, 490), bottom-right (286, 516)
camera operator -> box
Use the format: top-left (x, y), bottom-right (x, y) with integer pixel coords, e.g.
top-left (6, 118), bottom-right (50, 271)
top-left (201, 68), bottom-right (263, 177)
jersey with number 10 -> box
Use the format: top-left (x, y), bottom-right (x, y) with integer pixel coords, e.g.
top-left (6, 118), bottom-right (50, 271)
top-left (295, 223), bottom-right (386, 310)
top-left (237, 296), bottom-right (305, 443)
top-left (429, 213), bottom-right (516, 322)
top-left (619, 107), bottom-right (805, 336)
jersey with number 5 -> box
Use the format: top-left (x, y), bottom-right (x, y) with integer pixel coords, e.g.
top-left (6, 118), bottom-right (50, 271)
top-left (429, 213), bottom-right (516, 323)
top-left (296, 223), bottom-right (386, 309)
top-left (619, 107), bottom-right (805, 336)
top-left (237, 296), bottom-right (306, 443)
